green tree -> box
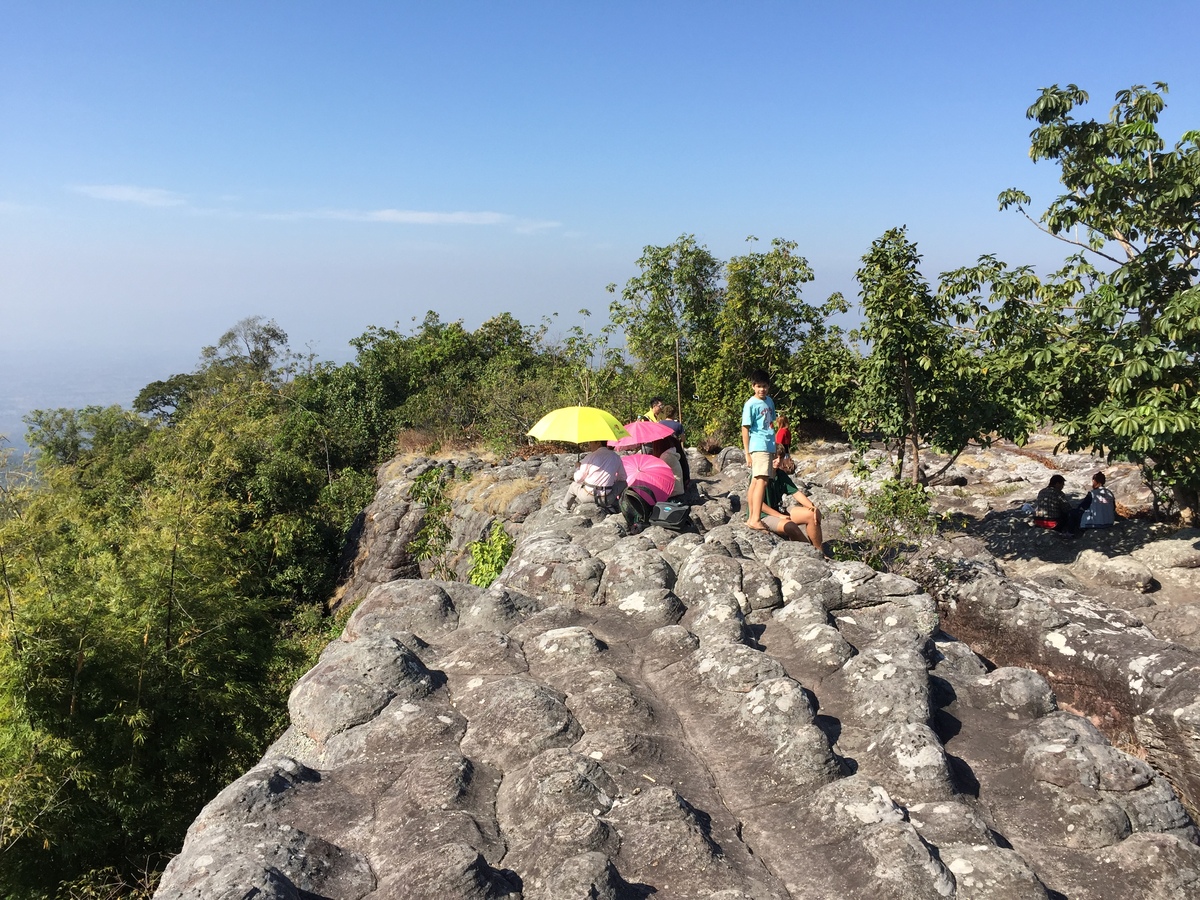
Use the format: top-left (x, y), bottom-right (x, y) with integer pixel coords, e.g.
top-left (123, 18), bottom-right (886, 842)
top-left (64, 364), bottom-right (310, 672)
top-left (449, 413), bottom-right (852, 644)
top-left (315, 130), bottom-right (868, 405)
top-left (199, 316), bottom-right (292, 384)
top-left (700, 237), bottom-right (848, 438)
top-left (609, 235), bottom-right (724, 423)
top-left (850, 227), bottom-right (1015, 481)
top-left (0, 322), bottom-right (367, 898)
top-left (983, 82), bottom-right (1200, 516)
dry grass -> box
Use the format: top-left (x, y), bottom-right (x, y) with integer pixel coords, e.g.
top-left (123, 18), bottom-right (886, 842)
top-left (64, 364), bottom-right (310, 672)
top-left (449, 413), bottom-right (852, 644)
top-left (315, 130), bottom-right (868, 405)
top-left (452, 475), bottom-right (548, 513)
top-left (393, 427), bottom-right (503, 462)
top-left (951, 455), bottom-right (990, 470)
top-left (976, 481), bottom-right (1025, 498)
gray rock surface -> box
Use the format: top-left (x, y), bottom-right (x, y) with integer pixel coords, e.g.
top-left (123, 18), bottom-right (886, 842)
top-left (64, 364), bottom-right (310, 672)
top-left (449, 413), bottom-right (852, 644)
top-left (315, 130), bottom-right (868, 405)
top-left (158, 442), bottom-right (1200, 900)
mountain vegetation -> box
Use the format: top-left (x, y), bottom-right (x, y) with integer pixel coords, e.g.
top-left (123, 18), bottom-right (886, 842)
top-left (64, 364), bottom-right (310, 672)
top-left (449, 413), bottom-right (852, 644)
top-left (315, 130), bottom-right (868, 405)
top-left (0, 81), bottom-right (1195, 898)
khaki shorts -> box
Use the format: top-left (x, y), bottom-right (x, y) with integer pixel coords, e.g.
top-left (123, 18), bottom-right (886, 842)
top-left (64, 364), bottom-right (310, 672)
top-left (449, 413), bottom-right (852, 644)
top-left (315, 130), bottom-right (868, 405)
top-left (750, 451), bottom-right (772, 478)
top-left (760, 514), bottom-right (786, 533)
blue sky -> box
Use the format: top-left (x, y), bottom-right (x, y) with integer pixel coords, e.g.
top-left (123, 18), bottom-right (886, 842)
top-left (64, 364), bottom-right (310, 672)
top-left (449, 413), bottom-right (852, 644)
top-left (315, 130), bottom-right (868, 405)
top-left (1, 1), bottom-right (1196, 442)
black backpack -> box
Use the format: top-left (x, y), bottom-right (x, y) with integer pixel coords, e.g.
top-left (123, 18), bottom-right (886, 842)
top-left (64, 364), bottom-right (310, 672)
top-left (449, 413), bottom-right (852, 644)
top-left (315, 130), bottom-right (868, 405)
top-left (651, 500), bottom-right (691, 532)
top-left (619, 485), bottom-right (656, 534)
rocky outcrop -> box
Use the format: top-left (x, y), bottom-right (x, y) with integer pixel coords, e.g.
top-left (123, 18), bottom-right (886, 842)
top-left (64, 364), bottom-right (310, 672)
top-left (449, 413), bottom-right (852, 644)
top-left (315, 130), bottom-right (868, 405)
top-left (156, 445), bottom-right (1200, 900)
top-left (930, 554), bottom-right (1200, 828)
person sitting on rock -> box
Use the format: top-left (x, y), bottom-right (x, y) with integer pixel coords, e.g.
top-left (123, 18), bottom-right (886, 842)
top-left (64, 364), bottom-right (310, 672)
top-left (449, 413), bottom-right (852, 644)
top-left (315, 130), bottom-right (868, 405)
top-left (1033, 474), bottom-right (1080, 533)
top-left (656, 404), bottom-right (691, 490)
top-left (649, 436), bottom-right (686, 499)
top-left (1079, 471), bottom-right (1117, 529)
top-left (757, 499), bottom-right (808, 543)
top-left (765, 449), bottom-right (825, 554)
top-left (563, 441), bottom-right (627, 512)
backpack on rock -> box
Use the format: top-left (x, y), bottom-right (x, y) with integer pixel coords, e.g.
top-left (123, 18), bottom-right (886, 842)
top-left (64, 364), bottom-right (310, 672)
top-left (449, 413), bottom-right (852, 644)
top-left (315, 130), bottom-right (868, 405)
top-left (620, 486), bottom-right (656, 534)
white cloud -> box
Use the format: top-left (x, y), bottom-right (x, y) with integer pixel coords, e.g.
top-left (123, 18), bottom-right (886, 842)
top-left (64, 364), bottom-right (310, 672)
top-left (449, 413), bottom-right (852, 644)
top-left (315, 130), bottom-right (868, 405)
top-left (514, 218), bottom-right (562, 234)
top-left (362, 208), bottom-right (511, 225)
top-left (268, 207), bottom-right (561, 232)
top-left (65, 187), bottom-right (561, 232)
top-left (72, 184), bottom-right (187, 207)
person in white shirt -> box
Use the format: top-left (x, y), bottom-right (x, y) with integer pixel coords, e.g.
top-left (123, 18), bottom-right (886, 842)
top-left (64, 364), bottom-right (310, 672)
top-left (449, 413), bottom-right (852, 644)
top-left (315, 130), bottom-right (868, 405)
top-left (1079, 471), bottom-right (1117, 529)
top-left (564, 441), bottom-right (627, 511)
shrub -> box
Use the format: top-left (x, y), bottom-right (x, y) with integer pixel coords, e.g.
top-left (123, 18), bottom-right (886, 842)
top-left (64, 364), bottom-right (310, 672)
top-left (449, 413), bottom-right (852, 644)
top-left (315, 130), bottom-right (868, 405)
top-left (467, 521), bottom-right (515, 588)
top-left (833, 478), bottom-right (937, 572)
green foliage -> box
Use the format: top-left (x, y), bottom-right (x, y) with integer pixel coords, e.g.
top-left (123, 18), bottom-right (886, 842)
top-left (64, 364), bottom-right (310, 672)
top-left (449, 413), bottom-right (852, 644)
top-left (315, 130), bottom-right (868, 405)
top-left (555, 309), bottom-right (629, 409)
top-left (699, 238), bottom-right (844, 437)
top-left (407, 466), bottom-right (459, 581)
top-left (0, 325), bottom-right (364, 899)
top-left (834, 479), bottom-right (937, 572)
top-left (970, 83), bottom-right (1200, 513)
top-left (608, 235), bottom-right (724, 418)
top-left (609, 234), bottom-right (854, 441)
top-left (56, 866), bottom-right (158, 900)
top-left (849, 227), bottom-right (1027, 481)
top-left (341, 311), bottom-right (571, 454)
top-left (467, 521), bottom-right (514, 588)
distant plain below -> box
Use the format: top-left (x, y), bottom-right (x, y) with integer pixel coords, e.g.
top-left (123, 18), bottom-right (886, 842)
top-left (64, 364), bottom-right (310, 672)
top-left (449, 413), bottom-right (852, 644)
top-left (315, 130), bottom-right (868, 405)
top-left (0, 348), bottom-right (188, 455)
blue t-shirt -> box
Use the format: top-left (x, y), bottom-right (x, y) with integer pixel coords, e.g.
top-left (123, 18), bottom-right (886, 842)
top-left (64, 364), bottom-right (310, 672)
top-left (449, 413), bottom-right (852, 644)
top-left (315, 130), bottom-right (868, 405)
top-left (741, 395), bottom-right (776, 453)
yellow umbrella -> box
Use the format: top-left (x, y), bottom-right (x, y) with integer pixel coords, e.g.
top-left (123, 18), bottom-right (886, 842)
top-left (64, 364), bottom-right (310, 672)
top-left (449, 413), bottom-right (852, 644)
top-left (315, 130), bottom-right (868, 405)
top-left (527, 406), bottom-right (630, 444)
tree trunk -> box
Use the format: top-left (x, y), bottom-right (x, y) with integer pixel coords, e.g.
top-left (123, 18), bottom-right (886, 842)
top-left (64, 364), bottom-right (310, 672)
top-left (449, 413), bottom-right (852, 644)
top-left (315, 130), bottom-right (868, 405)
top-left (926, 445), bottom-right (967, 485)
top-left (674, 335), bottom-right (684, 427)
top-left (1173, 484), bottom-right (1197, 527)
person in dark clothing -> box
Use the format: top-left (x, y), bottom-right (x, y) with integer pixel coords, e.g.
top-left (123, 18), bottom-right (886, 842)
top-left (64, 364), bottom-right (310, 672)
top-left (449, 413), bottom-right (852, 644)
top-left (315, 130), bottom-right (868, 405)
top-left (1034, 474), bottom-right (1081, 533)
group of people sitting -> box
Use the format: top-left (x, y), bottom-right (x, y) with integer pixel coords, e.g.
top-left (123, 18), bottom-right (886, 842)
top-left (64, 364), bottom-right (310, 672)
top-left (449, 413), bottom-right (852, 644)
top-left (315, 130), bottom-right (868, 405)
top-left (565, 377), bottom-right (1117, 557)
top-left (1034, 471), bottom-right (1117, 535)
top-left (562, 398), bottom-right (690, 514)
top-left (564, 384), bottom-right (825, 556)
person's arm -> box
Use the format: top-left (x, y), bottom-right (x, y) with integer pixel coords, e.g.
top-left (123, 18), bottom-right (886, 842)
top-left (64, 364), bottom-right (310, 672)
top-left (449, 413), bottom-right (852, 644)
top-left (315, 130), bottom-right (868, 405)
top-left (792, 489), bottom-right (817, 511)
top-left (742, 424), bottom-right (751, 463)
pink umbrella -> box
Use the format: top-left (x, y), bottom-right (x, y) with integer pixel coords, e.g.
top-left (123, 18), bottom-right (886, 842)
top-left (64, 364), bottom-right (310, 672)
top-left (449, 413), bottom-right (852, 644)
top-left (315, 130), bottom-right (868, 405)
top-left (621, 453), bottom-right (676, 503)
top-left (608, 420), bottom-right (676, 449)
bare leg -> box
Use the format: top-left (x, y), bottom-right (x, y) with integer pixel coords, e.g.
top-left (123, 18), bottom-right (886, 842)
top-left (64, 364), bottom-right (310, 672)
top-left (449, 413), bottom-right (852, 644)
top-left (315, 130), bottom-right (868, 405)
top-left (780, 521), bottom-right (805, 542)
top-left (760, 513), bottom-right (803, 542)
top-left (789, 506), bottom-right (824, 552)
top-left (746, 475), bottom-right (768, 529)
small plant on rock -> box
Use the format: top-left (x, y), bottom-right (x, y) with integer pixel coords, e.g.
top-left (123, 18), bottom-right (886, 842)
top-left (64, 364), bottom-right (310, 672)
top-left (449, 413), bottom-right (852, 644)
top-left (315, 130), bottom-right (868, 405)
top-left (833, 478), bottom-right (938, 573)
top-left (467, 520), bottom-right (515, 587)
top-left (408, 465), bottom-right (462, 580)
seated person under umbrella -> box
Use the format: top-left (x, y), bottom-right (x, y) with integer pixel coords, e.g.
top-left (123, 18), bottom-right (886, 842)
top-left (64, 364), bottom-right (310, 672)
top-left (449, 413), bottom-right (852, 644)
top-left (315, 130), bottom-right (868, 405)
top-left (653, 404), bottom-right (690, 490)
top-left (563, 441), bottom-right (627, 512)
top-left (648, 436), bottom-right (686, 499)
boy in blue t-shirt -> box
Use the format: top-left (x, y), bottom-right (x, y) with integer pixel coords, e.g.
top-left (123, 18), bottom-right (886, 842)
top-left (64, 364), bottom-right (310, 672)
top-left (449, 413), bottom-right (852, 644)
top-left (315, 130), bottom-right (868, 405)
top-left (741, 369), bottom-right (776, 529)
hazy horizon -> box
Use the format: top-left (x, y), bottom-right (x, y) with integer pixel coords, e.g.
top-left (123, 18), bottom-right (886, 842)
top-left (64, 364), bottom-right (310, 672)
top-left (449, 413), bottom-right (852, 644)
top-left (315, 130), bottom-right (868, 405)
top-left (3, 2), bottom-right (1196, 450)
